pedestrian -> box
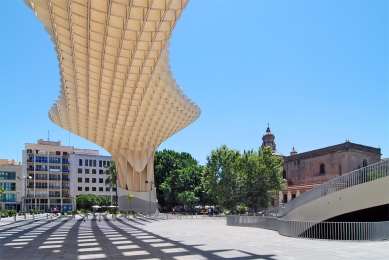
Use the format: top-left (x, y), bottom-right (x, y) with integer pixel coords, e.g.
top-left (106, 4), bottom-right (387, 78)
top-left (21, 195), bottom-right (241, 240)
top-left (172, 207), bottom-right (175, 215)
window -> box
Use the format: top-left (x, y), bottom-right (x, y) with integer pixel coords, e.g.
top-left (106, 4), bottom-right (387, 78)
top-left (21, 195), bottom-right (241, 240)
top-left (0, 183), bottom-right (15, 191)
top-left (99, 187), bottom-right (103, 191)
top-left (92, 187), bottom-right (96, 191)
top-left (78, 178), bottom-right (82, 183)
top-left (319, 164), bottom-right (325, 174)
top-left (85, 169), bottom-right (90, 174)
top-left (79, 159), bottom-right (82, 166)
top-left (363, 159), bottom-right (368, 167)
top-left (78, 168), bottom-right (82, 174)
top-left (339, 164), bottom-right (342, 175)
top-left (93, 160), bottom-right (96, 167)
top-left (78, 187), bottom-right (82, 191)
top-left (99, 160), bottom-right (102, 167)
top-left (89, 160), bottom-right (92, 166)
top-left (99, 170), bottom-right (103, 174)
top-left (92, 178), bottom-right (96, 183)
top-left (106, 187), bottom-right (110, 192)
top-left (85, 159), bottom-right (89, 166)
top-left (103, 161), bottom-right (107, 166)
top-left (0, 172), bottom-right (16, 180)
top-left (112, 187), bottom-right (116, 192)
top-left (99, 178), bottom-right (104, 183)
top-left (282, 170), bottom-right (286, 179)
top-left (85, 178), bottom-right (89, 183)
top-left (283, 194), bottom-right (287, 203)
top-left (92, 169), bottom-right (96, 174)
top-left (85, 187), bottom-right (89, 191)
top-left (107, 161), bottom-right (110, 167)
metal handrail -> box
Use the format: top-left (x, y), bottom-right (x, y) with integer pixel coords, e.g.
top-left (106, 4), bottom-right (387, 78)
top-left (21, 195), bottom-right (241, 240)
top-left (226, 215), bottom-right (389, 241)
top-left (266, 159), bottom-right (389, 218)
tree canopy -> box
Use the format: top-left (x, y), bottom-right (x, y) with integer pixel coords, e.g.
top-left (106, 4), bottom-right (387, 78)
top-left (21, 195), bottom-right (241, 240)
top-left (203, 145), bottom-right (284, 211)
top-left (76, 194), bottom-right (111, 209)
top-left (103, 160), bottom-right (118, 205)
top-left (154, 149), bottom-right (204, 209)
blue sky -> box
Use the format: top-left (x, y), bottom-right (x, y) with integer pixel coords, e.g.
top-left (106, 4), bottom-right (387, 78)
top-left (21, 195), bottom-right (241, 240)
top-left (0, 0), bottom-right (388, 165)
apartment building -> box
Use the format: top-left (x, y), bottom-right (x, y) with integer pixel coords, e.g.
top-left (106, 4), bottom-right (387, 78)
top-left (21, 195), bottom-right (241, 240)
top-left (0, 159), bottom-right (22, 211)
top-left (70, 151), bottom-right (115, 204)
top-left (22, 139), bottom-right (115, 212)
top-left (22, 139), bottom-right (74, 212)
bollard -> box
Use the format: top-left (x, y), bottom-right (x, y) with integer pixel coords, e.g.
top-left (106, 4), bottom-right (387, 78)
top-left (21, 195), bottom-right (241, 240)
top-left (167, 213), bottom-right (169, 220)
top-left (24, 213), bottom-right (26, 220)
top-left (51, 214), bottom-right (52, 223)
top-left (196, 213), bottom-right (197, 218)
top-left (47, 214), bottom-right (49, 219)
top-left (213, 214), bottom-right (215, 220)
top-left (99, 213), bottom-right (101, 222)
top-left (180, 215), bottom-right (181, 220)
top-left (203, 214), bottom-right (204, 220)
top-left (32, 214), bottom-right (35, 223)
top-left (14, 214), bottom-right (16, 223)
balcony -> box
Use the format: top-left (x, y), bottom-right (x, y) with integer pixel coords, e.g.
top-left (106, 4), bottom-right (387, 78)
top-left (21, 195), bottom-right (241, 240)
top-left (62, 169), bottom-right (70, 172)
top-left (62, 177), bottom-right (70, 181)
top-left (49, 187), bottom-right (61, 190)
top-left (27, 194), bottom-right (48, 197)
top-left (62, 185), bottom-right (70, 190)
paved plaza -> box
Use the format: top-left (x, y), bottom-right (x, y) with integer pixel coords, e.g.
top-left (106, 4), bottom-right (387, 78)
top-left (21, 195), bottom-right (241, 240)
top-left (0, 214), bottom-right (388, 260)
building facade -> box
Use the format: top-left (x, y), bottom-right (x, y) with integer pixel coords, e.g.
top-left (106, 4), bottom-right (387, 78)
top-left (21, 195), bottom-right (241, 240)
top-left (0, 159), bottom-right (23, 211)
top-left (22, 139), bottom-right (74, 212)
top-left (70, 152), bottom-right (115, 205)
top-left (260, 127), bottom-right (382, 206)
top-left (21, 139), bottom-right (116, 212)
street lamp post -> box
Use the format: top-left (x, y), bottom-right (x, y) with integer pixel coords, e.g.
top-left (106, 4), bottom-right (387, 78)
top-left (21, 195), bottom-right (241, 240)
top-left (21, 176), bottom-right (32, 213)
top-left (145, 180), bottom-right (155, 216)
top-left (14, 191), bottom-right (20, 211)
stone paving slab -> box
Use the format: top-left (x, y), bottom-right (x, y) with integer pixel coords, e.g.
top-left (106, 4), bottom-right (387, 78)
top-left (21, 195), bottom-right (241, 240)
top-left (0, 215), bottom-right (388, 259)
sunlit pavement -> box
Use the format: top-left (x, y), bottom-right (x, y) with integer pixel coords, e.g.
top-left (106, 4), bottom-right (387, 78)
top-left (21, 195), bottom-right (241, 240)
top-left (0, 214), bottom-right (388, 260)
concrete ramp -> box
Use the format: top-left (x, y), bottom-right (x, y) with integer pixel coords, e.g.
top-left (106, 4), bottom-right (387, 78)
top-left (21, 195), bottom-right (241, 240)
top-left (281, 176), bottom-right (389, 222)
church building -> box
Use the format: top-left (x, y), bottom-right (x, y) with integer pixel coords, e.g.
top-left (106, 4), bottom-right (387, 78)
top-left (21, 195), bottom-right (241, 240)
top-left (261, 126), bottom-right (381, 205)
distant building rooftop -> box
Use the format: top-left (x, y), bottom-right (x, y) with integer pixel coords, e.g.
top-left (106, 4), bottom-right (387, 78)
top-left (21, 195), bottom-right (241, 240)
top-left (0, 159), bottom-right (21, 166)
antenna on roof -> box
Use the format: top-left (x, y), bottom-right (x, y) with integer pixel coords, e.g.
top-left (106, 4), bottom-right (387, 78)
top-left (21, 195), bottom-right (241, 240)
top-left (48, 130), bottom-right (50, 141)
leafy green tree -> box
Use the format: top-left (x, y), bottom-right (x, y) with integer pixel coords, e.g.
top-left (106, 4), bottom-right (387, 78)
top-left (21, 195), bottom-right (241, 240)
top-left (154, 150), bottom-right (203, 209)
top-left (239, 147), bottom-right (284, 211)
top-left (177, 191), bottom-right (199, 212)
top-left (76, 194), bottom-right (97, 209)
top-left (203, 145), bottom-right (243, 209)
top-left (0, 186), bottom-right (4, 196)
top-left (103, 160), bottom-right (118, 206)
top-left (128, 194), bottom-right (134, 212)
top-left (96, 196), bottom-right (111, 206)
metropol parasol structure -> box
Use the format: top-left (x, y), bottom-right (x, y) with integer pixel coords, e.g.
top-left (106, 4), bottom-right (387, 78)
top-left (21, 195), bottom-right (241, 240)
top-left (25, 0), bottom-right (201, 209)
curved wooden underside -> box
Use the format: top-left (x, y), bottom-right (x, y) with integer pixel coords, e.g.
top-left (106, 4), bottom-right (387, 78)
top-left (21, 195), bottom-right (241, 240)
top-left (25, 0), bottom-right (201, 192)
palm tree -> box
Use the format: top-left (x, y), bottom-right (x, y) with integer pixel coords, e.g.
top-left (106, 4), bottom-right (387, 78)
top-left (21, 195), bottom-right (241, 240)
top-left (103, 160), bottom-right (118, 206)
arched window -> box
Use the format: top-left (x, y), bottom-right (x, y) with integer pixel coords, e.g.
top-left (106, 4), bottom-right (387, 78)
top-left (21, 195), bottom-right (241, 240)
top-left (282, 170), bottom-right (286, 179)
top-left (320, 164), bottom-right (325, 174)
top-left (363, 159), bottom-right (367, 167)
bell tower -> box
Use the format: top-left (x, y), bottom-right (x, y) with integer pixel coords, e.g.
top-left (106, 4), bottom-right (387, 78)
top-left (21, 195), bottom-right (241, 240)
top-left (261, 124), bottom-right (276, 151)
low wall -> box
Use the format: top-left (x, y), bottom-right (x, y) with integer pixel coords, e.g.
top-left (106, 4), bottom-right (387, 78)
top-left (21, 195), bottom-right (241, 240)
top-left (226, 215), bottom-right (389, 241)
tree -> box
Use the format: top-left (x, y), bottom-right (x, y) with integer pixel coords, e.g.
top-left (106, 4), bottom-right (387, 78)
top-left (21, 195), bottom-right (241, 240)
top-left (128, 194), bottom-right (134, 212)
top-left (76, 194), bottom-right (97, 209)
top-left (103, 160), bottom-right (118, 206)
top-left (203, 145), bottom-right (284, 211)
top-left (239, 147), bottom-right (284, 211)
top-left (154, 150), bottom-right (203, 209)
top-left (203, 145), bottom-right (243, 209)
top-left (96, 196), bottom-right (111, 206)
top-left (177, 191), bottom-right (199, 212)
top-left (0, 186), bottom-right (4, 196)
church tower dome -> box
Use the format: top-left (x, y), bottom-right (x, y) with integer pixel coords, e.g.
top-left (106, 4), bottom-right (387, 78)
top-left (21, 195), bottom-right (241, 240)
top-left (261, 124), bottom-right (276, 151)
top-left (290, 146), bottom-right (298, 155)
